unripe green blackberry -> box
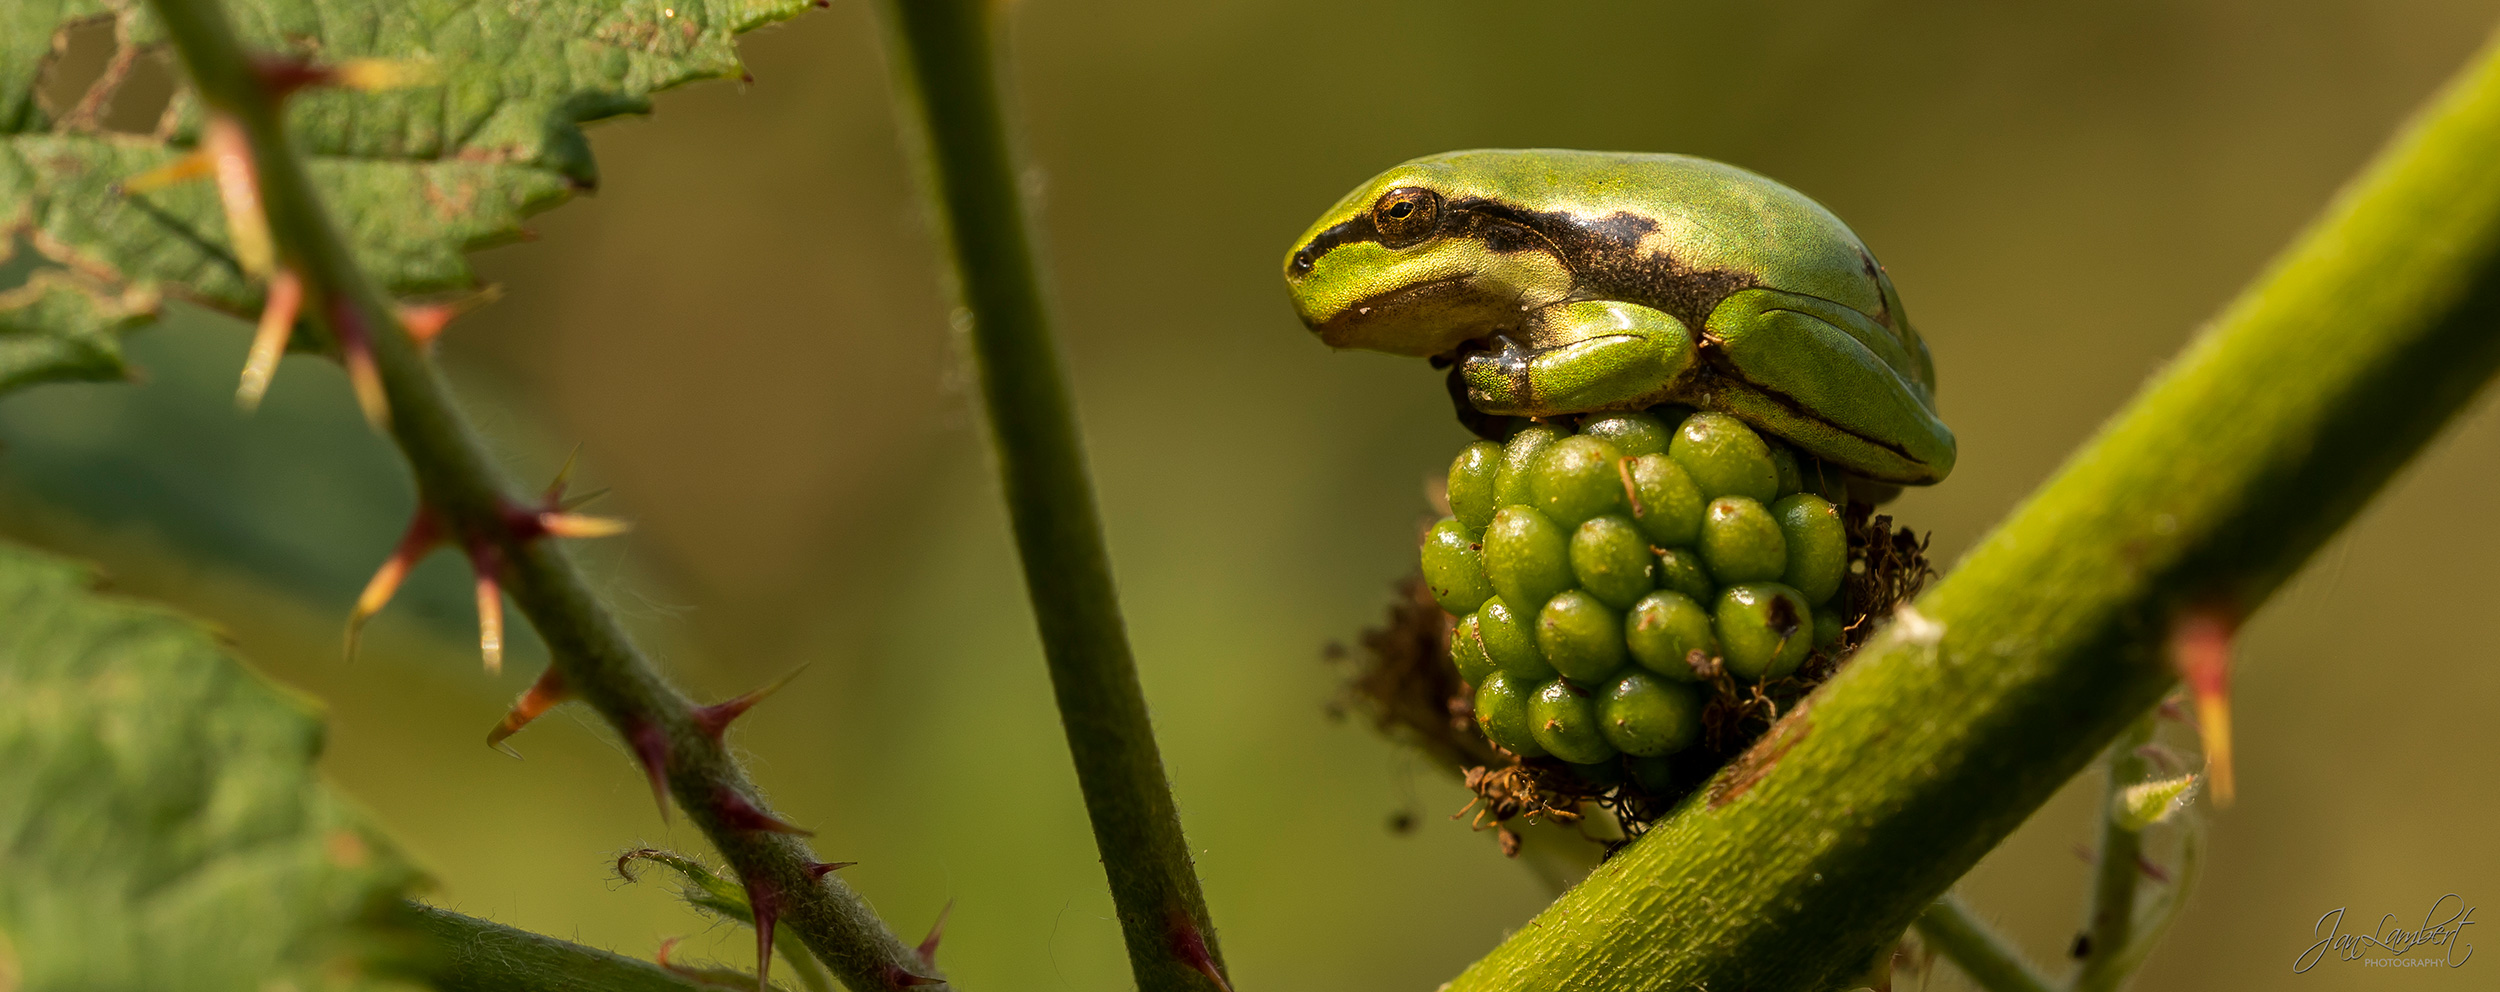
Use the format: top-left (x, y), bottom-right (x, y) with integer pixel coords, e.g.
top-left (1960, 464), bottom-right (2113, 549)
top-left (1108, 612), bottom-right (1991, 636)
top-left (1700, 496), bottom-right (1787, 584)
top-left (1577, 411), bottom-right (1673, 457)
top-left (1493, 423), bottom-right (1569, 509)
top-left (1716, 582), bottom-right (1813, 681)
top-left (1474, 672), bottom-right (1547, 757)
top-left (1768, 443), bottom-right (1805, 499)
top-left (1421, 518), bottom-right (1495, 614)
top-left (1451, 612), bottom-right (1496, 686)
top-left (1599, 670), bottom-right (1705, 756)
top-left (1624, 589), bottom-right (1717, 682)
top-left (1477, 596), bottom-right (1558, 682)
top-left (1771, 494), bottom-right (1846, 605)
top-left (1483, 505), bottom-right (1573, 612)
top-left (1528, 680), bottom-right (1617, 764)
top-left (1527, 435), bottom-right (1626, 526)
top-left (1670, 412), bottom-right (1780, 502)
top-left (1813, 608), bottom-right (1846, 649)
top-left (1623, 453), bottom-right (1704, 547)
top-left (1447, 440), bottom-right (1503, 534)
top-left (1653, 546), bottom-right (1716, 603)
top-left (1535, 590), bottom-right (1626, 682)
top-left (1569, 514), bottom-right (1656, 610)
top-left (1627, 754), bottom-right (1677, 793)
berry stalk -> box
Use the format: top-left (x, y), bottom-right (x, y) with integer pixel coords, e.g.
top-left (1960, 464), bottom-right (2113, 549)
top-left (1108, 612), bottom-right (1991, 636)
top-left (1439, 28), bottom-right (2500, 992)
top-left (141, 1), bottom-right (943, 988)
top-left (872, 3), bottom-right (1229, 991)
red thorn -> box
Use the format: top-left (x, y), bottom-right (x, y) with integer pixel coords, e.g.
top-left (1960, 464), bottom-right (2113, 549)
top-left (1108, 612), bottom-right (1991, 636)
top-left (694, 665), bottom-right (809, 740)
top-left (237, 268), bottom-right (302, 409)
top-left (714, 786), bottom-right (814, 836)
top-left (655, 935), bottom-right (689, 972)
top-left (628, 719), bottom-right (672, 822)
top-left (882, 964), bottom-right (944, 987)
top-left (2168, 606), bottom-right (2237, 808)
top-left (395, 286), bottom-right (497, 349)
top-left (1166, 909), bottom-right (1232, 992)
top-left (469, 542), bottom-right (506, 675)
top-left (326, 296), bottom-right (391, 430)
top-left (345, 508), bottom-right (442, 660)
top-left (917, 900), bottom-right (952, 967)
top-left (744, 874), bottom-right (781, 992)
top-left (251, 55), bottom-right (333, 95)
top-left (805, 861), bottom-right (856, 880)
top-left (538, 511), bottom-right (631, 539)
top-left (486, 666), bottom-right (571, 756)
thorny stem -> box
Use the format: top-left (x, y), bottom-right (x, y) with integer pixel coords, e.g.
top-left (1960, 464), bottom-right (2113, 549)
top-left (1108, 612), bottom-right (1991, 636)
top-left (143, 1), bottom-right (946, 988)
top-left (1440, 28), bottom-right (2500, 992)
top-left (2073, 713), bottom-right (2158, 991)
top-left (873, 4), bottom-right (1229, 991)
top-left (409, 904), bottom-right (716, 992)
top-left (1913, 896), bottom-right (2058, 992)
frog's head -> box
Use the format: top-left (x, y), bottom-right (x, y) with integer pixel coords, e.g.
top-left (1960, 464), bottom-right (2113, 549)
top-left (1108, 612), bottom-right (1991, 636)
top-left (1282, 156), bottom-right (1574, 356)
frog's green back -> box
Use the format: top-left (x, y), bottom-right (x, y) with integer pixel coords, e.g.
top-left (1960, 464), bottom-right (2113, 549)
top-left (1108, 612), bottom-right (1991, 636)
top-left (1319, 149), bottom-right (1892, 330)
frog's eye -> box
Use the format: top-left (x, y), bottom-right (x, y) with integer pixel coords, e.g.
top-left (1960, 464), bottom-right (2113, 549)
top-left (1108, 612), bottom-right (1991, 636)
top-left (1372, 187), bottom-right (1443, 248)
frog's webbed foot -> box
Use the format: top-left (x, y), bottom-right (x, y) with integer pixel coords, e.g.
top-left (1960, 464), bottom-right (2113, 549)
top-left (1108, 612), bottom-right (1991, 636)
top-left (1460, 301), bottom-right (1695, 416)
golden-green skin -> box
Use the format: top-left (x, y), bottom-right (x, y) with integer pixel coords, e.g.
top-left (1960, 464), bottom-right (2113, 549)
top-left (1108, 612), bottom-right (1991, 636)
top-left (1283, 149), bottom-right (1956, 485)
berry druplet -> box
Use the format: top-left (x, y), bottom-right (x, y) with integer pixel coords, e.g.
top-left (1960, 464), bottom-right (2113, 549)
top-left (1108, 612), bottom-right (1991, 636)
top-left (1570, 514), bottom-right (1656, 610)
top-left (1421, 517), bottom-right (1495, 614)
top-left (1528, 679), bottom-right (1617, 764)
top-left (1474, 672), bottom-right (1548, 757)
top-left (1528, 435), bottom-right (1627, 527)
top-left (1772, 494), bottom-right (1846, 605)
top-left (1624, 589), bottom-right (1718, 682)
top-left (1493, 423), bottom-right (1569, 510)
top-left (1813, 607), bottom-right (1846, 649)
top-left (1599, 670), bottom-right (1705, 756)
top-left (1447, 440), bottom-right (1504, 534)
top-left (1768, 442), bottom-right (1805, 499)
top-left (1577, 411), bottom-right (1673, 457)
top-left (1653, 546), bottom-right (1716, 603)
top-left (1624, 453), bottom-right (1705, 547)
top-left (1535, 590), bottom-right (1626, 682)
top-left (1669, 412), bottom-right (1780, 502)
top-left (1700, 496), bottom-right (1788, 584)
top-left (1483, 505), bottom-right (1574, 612)
top-left (1451, 612), bottom-right (1496, 686)
top-left (1477, 595), bottom-right (1558, 682)
top-left (1715, 582), bottom-right (1813, 681)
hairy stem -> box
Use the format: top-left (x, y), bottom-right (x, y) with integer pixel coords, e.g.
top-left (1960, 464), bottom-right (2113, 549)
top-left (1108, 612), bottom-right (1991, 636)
top-left (144, 2), bottom-right (943, 988)
top-left (871, 3), bottom-right (1227, 990)
top-left (1913, 896), bottom-right (2057, 992)
top-left (1442, 29), bottom-right (2500, 992)
top-left (2073, 713), bottom-right (2158, 991)
top-left (409, 904), bottom-right (714, 992)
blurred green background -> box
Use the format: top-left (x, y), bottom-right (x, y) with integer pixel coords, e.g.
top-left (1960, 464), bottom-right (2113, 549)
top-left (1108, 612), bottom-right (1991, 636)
top-left (6, 0), bottom-right (2499, 988)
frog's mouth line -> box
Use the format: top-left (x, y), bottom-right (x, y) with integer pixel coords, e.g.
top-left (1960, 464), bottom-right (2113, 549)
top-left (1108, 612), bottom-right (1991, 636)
top-left (1314, 275), bottom-right (1485, 349)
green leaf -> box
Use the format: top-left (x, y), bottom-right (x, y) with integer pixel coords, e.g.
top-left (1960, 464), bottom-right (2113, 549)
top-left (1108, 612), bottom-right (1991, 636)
top-left (0, 540), bottom-right (425, 990)
top-left (0, 0), bottom-right (813, 391)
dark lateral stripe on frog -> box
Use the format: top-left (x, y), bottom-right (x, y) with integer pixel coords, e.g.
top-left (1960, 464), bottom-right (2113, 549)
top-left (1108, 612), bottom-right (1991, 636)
top-left (1298, 198), bottom-right (1763, 331)
top-left (1691, 342), bottom-right (1927, 465)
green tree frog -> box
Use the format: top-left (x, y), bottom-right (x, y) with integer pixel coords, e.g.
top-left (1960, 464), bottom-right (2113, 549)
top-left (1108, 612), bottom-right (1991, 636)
top-left (1283, 149), bottom-right (1955, 485)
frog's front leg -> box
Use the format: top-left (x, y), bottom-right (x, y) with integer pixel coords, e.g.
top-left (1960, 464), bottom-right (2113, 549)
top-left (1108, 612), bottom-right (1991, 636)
top-left (1461, 300), bottom-right (1695, 416)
